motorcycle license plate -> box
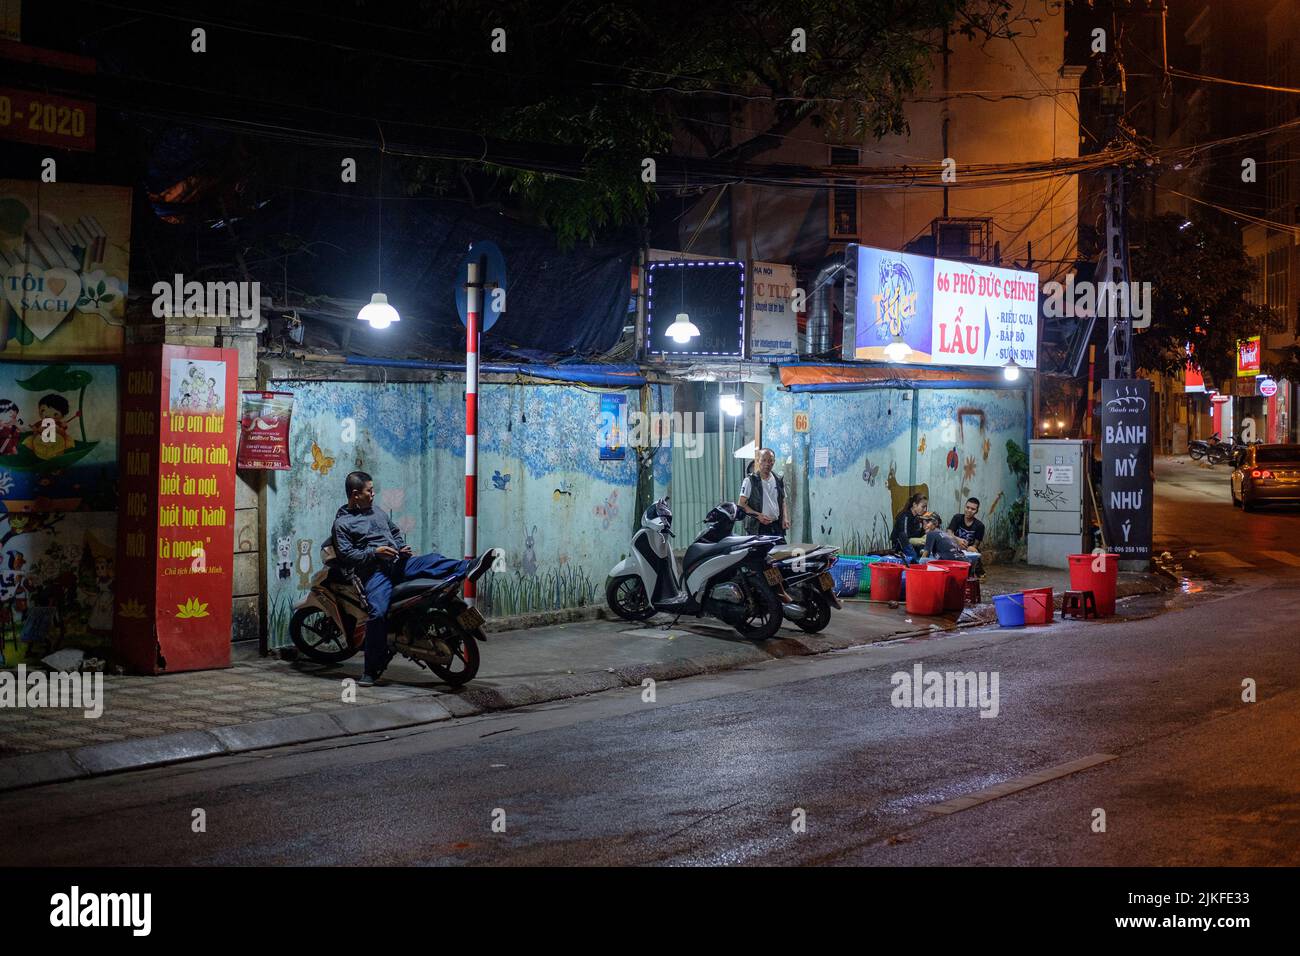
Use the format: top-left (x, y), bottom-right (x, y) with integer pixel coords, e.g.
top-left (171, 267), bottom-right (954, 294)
top-left (818, 571), bottom-right (835, 591)
top-left (764, 567), bottom-right (783, 586)
top-left (457, 606), bottom-right (485, 631)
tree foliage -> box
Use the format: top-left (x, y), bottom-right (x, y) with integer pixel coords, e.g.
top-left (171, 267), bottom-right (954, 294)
top-left (1129, 212), bottom-right (1280, 387)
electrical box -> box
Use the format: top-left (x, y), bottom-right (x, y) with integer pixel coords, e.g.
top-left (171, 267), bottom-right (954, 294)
top-left (1027, 439), bottom-right (1093, 569)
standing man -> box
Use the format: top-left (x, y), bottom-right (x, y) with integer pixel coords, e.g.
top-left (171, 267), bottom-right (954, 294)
top-left (331, 471), bottom-right (496, 686)
top-left (738, 448), bottom-right (790, 538)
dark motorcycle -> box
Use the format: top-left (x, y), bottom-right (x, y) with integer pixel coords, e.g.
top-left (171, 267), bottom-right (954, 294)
top-left (1188, 432), bottom-right (1221, 461)
top-left (289, 543), bottom-right (487, 686)
top-left (694, 502), bottom-right (842, 632)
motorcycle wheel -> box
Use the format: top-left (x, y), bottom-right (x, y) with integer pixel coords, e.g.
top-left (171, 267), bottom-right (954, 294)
top-left (606, 575), bottom-right (657, 621)
top-left (793, 588), bottom-right (832, 633)
top-left (731, 574), bottom-right (784, 641)
top-left (430, 631), bottom-right (481, 687)
top-left (289, 607), bottom-right (356, 664)
top-left (1189, 447), bottom-right (1205, 460)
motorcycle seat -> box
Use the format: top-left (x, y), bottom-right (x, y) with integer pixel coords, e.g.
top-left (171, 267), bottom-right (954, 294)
top-left (389, 578), bottom-right (449, 603)
top-left (684, 535), bottom-right (759, 570)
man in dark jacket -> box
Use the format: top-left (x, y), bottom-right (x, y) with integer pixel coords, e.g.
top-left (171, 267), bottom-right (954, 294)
top-left (332, 471), bottom-right (495, 685)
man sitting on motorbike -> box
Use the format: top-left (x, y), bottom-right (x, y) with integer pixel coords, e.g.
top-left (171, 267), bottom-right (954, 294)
top-left (332, 471), bottom-right (496, 686)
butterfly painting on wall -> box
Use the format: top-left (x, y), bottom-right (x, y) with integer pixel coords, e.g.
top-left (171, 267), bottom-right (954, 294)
top-left (594, 490), bottom-right (620, 529)
top-left (310, 441), bottom-right (335, 477)
top-left (861, 459), bottom-right (879, 485)
top-left (492, 470), bottom-right (511, 491)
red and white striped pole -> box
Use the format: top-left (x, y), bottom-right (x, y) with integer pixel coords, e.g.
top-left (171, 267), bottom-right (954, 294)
top-left (464, 257), bottom-right (480, 606)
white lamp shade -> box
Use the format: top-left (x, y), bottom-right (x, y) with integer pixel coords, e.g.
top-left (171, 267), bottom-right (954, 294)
top-left (883, 340), bottom-right (913, 362)
top-left (666, 312), bottom-right (700, 344)
top-left (1003, 358), bottom-right (1021, 381)
top-left (358, 292), bottom-right (400, 329)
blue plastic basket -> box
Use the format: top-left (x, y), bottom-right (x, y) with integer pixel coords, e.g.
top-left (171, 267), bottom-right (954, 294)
top-left (831, 558), bottom-right (864, 597)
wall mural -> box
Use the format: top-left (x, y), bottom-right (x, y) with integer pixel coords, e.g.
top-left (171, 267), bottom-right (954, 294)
top-left (0, 362), bottom-right (118, 667)
top-left (263, 379), bottom-right (672, 644)
top-left (762, 386), bottom-right (1026, 554)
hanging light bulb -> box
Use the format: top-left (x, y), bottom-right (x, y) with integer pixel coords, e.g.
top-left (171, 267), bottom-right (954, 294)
top-left (883, 337), bottom-right (913, 363)
top-left (666, 312), bottom-right (700, 344)
top-left (1003, 356), bottom-right (1021, 381)
top-left (358, 292), bottom-right (400, 329)
top-left (720, 392), bottom-right (744, 417)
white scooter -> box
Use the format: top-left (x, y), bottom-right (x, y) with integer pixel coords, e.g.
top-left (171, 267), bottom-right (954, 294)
top-left (605, 498), bottom-right (786, 640)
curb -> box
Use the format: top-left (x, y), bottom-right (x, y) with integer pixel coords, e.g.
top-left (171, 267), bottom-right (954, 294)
top-left (0, 573), bottom-right (1172, 794)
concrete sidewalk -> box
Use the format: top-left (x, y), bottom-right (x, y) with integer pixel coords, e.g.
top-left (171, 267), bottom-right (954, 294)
top-left (0, 561), bottom-right (1172, 792)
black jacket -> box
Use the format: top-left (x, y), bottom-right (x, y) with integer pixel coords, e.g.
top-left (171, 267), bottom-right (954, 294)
top-left (892, 508), bottom-right (924, 552)
top-left (331, 504), bottom-right (405, 575)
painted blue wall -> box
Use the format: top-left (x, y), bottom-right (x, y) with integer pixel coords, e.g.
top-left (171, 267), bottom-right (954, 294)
top-left (263, 378), bottom-right (671, 646)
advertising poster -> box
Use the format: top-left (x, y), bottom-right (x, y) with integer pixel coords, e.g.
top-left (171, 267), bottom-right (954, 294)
top-left (645, 260), bottom-right (745, 357)
top-left (0, 361), bottom-right (117, 667)
top-left (1236, 336), bottom-right (1261, 377)
top-left (598, 393), bottom-right (627, 460)
top-left (114, 345), bottom-right (236, 673)
top-left (850, 245), bottom-right (1038, 368)
top-left (749, 261), bottom-right (797, 359)
top-left (1100, 379), bottom-right (1152, 561)
top-left (237, 391), bottom-right (294, 469)
top-left (0, 180), bottom-right (131, 357)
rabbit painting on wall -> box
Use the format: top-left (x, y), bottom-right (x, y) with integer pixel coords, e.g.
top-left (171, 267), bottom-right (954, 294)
top-left (522, 525), bottom-right (538, 577)
top-left (276, 536), bottom-right (292, 580)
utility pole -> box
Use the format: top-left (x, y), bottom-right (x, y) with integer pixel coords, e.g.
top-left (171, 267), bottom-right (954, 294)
top-left (1098, 31), bottom-right (1131, 380)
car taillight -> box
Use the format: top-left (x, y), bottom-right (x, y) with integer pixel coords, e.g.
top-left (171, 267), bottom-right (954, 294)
top-left (1252, 469), bottom-right (1274, 479)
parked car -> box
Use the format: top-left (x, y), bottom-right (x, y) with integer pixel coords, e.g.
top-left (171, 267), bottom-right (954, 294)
top-left (1230, 444), bottom-right (1300, 511)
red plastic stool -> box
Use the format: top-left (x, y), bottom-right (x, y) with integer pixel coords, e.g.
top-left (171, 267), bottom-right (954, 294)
top-left (1061, 589), bottom-right (1097, 620)
top-left (963, 578), bottom-right (981, 604)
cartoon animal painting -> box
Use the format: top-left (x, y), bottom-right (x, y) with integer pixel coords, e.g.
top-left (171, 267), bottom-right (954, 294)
top-left (861, 458), bottom-right (880, 486)
top-left (553, 480), bottom-right (573, 501)
top-left (492, 470), bottom-right (511, 491)
top-left (886, 462), bottom-right (929, 520)
top-left (594, 490), bottom-right (620, 530)
top-left (310, 441), bottom-right (335, 477)
top-left (276, 536), bottom-right (292, 580)
top-left (946, 447), bottom-right (959, 471)
top-left (917, 436), bottom-right (927, 454)
top-left (522, 526), bottom-right (538, 577)
top-left (296, 539), bottom-right (313, 589)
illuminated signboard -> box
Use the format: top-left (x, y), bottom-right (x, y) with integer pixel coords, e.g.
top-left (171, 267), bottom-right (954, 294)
top-left (846, 245), bottom-right (1039, 368)
top-left (1236, 336), bottom-right (1261, 377)
top-left (646, 259), bottom-right (745, 357)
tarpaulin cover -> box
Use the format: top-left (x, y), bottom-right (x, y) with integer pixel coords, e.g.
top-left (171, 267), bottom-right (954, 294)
top-left (159, 186), bottom-right (638, 361)
top-left (779, 364), bottom-right (1019, 392)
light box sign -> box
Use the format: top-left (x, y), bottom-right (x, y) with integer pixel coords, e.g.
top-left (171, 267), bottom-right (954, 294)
top-left (849, 245), bottom-right (1038, 368)
top-left (749, 261), bottom-right (797, 359)
top-left (646, 259), bottom-right (745, 357)
top-left (1237, 336), bottom-right (1261, 377)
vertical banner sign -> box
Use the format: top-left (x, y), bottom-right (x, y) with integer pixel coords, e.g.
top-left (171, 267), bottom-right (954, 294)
top-left (598, 393), bottom-right (627, 460)
top-left (113, 345), bottom-right (236, 673)
top-left (236, 390), bottom-right (293, 469)
top-left (749, 261), bottom-right (797, 358)
top-left (1100, 379), bottom-right (1152, 561)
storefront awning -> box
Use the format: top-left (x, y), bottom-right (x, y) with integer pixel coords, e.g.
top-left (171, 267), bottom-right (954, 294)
top-left (778, 363), bottom-right (1028, 393)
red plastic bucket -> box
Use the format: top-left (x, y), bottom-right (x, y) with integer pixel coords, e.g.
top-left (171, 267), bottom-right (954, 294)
top-left (928, 560), bottom-right (970, 612)
top-left (906, 565), bottom-right (949, 616)
top-left (1023, 587), bottom-right (1053, 625)
top-left (870, 562), bottom-right (905, 602)
top-left (1068, 553), bottom-right (1117, 617)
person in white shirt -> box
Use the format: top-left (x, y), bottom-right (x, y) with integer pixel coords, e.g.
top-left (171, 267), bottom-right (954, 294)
top-left (738, 448), bottom-right (789, 538)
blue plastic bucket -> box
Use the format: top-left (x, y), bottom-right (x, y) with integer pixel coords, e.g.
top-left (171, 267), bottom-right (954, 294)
top-left (993, 592), bottom-right (1025, 627)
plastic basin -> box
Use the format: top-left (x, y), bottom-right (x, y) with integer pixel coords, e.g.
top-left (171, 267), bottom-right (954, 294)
top-left (927, 560), bottom-right (971, 612)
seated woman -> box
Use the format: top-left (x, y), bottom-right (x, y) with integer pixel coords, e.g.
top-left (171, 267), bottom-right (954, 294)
top-left (891, 493), bottom-right (929, 562)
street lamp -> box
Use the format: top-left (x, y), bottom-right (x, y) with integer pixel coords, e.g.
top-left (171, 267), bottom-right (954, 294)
top-left (1003, 356), bottom-right (1021, 381)
top-left (358, 292), bottom-right (400, 329)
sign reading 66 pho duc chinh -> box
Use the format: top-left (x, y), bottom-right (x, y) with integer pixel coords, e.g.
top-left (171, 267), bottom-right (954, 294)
top-left (848, 245), bottom-right (1038, 368)
top-left (0, 180), bottom-right (131, 358)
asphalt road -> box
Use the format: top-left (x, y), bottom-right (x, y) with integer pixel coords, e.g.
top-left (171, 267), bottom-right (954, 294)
top-left (2, 457), bottom-right (1297, 866)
